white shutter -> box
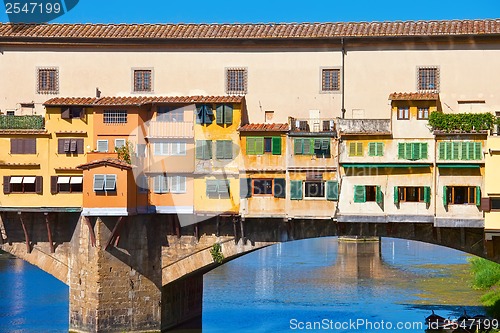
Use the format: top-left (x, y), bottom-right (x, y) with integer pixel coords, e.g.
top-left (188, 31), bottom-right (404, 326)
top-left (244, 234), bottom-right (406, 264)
top-left (97, 140), bottom-right (108, 152)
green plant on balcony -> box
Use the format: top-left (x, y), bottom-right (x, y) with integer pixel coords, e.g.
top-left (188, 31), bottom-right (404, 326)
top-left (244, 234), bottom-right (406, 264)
top-left (428, 111), bottom-right (494, 133)
top-left (0, 115), bottom-right (44, 129)
top-left (210, 243), bottom-right (224, 264)
top-left (115, 141), bottom-right (134, 164)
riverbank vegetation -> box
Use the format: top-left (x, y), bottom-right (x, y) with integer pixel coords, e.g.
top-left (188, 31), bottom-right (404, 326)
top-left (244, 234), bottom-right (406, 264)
top-left (469, 257), bottom-right (500, 318)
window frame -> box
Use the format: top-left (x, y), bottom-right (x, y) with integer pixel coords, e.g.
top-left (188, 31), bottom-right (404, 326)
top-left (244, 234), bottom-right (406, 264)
top-left (103, 110), bottom-right (127, 124)
top-left (36, 67), bottom-right (59, 94)
top-left (52, 176), bottom-right (83, 193)
top-left (446, 186), bottom-right (478, 205)
top-left (417, 107), bottom-right (430, 120)
top-left (397, 107), bottom-right (410, 120)
top-left (96, 140), bottom-right (109, 153)
top-left (252, 179), bottom-right (274, 196)
top-left (304, 181), bottom-right (326, 199)
top-left (320, 67), bottom-right (341, 93)
top-left (132, 68), bottom-right (153, 93)
top-left (348, 142), bottom-right (364, 157)
top-left (417, 66), bottom-right (440, 92)
top-left (225, 67), bottom-right (248, 95)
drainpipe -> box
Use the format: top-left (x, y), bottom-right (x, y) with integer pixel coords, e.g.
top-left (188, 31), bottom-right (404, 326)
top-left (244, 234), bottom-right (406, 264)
top-left (341, 38), bottom-right (346, 119)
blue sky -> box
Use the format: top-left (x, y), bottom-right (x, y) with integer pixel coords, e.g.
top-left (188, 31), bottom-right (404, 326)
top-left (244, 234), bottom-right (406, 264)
top-left (1, 0), bottom-right (500, 24)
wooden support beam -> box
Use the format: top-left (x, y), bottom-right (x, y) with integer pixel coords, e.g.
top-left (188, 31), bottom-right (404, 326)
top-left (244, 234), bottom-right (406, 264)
top-left (240, 218), bottom-right (246, 245)
top-left (82, 216), bottom-right (96, 247)
top-left (18, 212), bottom-right (31, 253)
top-left (232, 216), bottom-right (238, 244)
top-left (194, 223), bottom-right (199, 242)
top-left (105, 216), bottom-right (127, 250)
top-left (216, 216), bottom-right (220, 237)
top-left (44, 213), bottom-right (55, 253)
top-left (0, 212), bottom-right (7, 244)
top-left (175, 216), bottom-right (181, 239)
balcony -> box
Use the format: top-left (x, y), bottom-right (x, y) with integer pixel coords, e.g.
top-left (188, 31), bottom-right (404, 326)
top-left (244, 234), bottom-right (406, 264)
top-left (0, 115), bottom-right (44, 130)
top-left (289, 118), bottom-right (336, 136)
top-left (337, 119), bottom-right (391, 135)
top-left (147, 121), bottom-right (194, 138)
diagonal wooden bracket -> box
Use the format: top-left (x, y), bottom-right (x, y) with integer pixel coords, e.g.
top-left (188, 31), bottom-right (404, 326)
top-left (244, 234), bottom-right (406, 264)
top-left (82, 216), bottom-right (96, 247)
top-left (18, 212), bottom-right (31, 253)
top-left (44, 213), bottom-right (55, 253)
top-left (105, 216), bottom-right (127, 250)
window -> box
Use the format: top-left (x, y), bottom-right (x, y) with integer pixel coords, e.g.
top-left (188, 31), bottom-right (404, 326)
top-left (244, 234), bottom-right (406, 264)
top-left (103, 110), bottom-right (127, 124)
top-left (216, 104), bottom-right (234, 125)
top-left (10, 138), bottom-right (36, 154)
top-left (61, 107), bottom-right (84, 119)
top-left (290, 180), bottom-right (338, 200)
top-left (321, 68), bottom-right (340, 92)
top-left (154, 141), bottom-right (186, 156)
top-left (6, 110), bottom-right (15, 116)
top-left (196, 104), bottom-right (214, 125)
top-left (397, 107), bottom-right (409, 120)
top-left (417, 66), bottom-right (439, 92)
top-left (417, 107), bottom-right (429, 120)
top-left (294, 138), bottom-right (314, 155)
top-left (443, 186), bottom-right (480, 206)
top-left (37, 68), bottom-right (58, 94)
top-left (438, 141), bottom-right (482, 160)
top-left (206, 179), bottom-right (230, 198)
top-left (313, 138), bottom-right (330, 157)
top-left (368, 142), bottom-right (384, 157)
top-left (394, 186), bottom-right (430, 204)
top-left (216, 140), bottom-right (233, 160)
top-left (348, 142), bottom-right (363, 157)
top-left (305, 181), bottom-right (325, 198)
top-left (196, 140), bottom-right (212, 160)
top-left (353, 185), bottom-right (382, 203)
top-left (249, 178), bottom-right (286, 198)
top-left (93, 174), bottom-right (116, 192)
top-left (58, 139), bottom-right (84, 154)
top-left (157, 107), bottom-right (184, 122)
top-left (153, 175), bottom-right (186, 194)
top-left (247, 137), bottom-right (281, 155)
top-left (398, 142), bottom-right (428, 160)
top-left (133, 69), bottom-right (152, 92)
top-left (226, 68), bottom-right (247, 94)
top-left (114, 139), bottom-right (126, 150)
top-left (3, 176), bottom-right (42, 194)
top-left (51, 176), bottom-right (83, 193)
top-left (96, 140), bottom-right (109, 152)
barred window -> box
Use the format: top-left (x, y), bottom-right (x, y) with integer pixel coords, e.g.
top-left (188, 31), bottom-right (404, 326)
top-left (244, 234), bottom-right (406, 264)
top-left (417, 66), bottom-right (439, 92)
top-left (37, 68), bottom-right (59, 94)
top-left (321, 68), bottom-right (340, 92)
top-left (103, 110), bottom-right (127, 124)
top-left (226, 68), bottom-right (247, 94)
top-left (133, 69), bottom-right (152, 92)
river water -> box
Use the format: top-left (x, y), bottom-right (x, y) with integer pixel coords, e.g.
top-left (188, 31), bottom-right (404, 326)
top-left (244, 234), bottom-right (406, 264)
top-left (0, 237), bottom-right (486, 332)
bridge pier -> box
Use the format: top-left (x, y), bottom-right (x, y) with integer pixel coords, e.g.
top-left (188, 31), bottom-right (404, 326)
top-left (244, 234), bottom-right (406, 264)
top-left (69, 215), bottom-right (162, 333)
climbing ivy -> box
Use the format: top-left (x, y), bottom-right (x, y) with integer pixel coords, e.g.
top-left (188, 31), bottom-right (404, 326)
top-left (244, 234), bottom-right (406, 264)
top-left (428, 112), bottom-right (494, 133)
top-left (210, 243), bottom-right (224, 264)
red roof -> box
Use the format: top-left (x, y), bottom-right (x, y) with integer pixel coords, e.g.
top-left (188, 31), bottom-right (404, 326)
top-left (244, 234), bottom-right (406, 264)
top-left (77, 158), bottom-right (133, 170)
top-left (389, 92), bottom-right (439, 101)
top-left (44, 95), bottom-right (245, 106)
top-left (239, 123), bottom-right (289, 132)
top-left (1, 20), bottom-right (500, 40)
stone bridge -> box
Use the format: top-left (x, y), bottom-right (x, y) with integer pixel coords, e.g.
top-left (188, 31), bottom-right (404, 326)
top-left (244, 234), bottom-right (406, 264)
top-left (0, 212), bottom-right (498, 332)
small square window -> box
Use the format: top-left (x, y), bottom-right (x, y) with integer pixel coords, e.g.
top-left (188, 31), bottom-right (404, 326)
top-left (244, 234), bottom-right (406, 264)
top-left (226, 68), bottom-right (247, 95)
top-left (398, 107), bottom-right (409, 120)
top-left (417, 66), bottom-right (439, 92)
top-left (37, 67), bottom-right (59, 94)
top-left (321, 68), bottom-right (340, 92)
top-left (133, 69), bottom-right (153, 92)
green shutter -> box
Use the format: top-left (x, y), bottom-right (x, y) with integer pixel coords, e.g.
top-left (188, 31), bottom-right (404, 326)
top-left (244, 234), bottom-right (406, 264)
top-left (216, 105), bottom-right (224, 125)
top-left (216, 140), bottom-right (224, 159)
top-left (353, 185), bottom-right (366, 203)
top-left (218, 180), bottom-right (230, 195)
top-left (196, 140), bottom-right (203, 159)
top-left (247, 137), bottom-right (256, 155)
top-left (326, 181), bottom-right (339, 201)
top-left (224, 141), bottom-right (233, 159)
top-left (290, 180), bottom-right (303, 200)
top-left (474, 142), bottom-right (482, 160)
top-left (443, 186), bottom-right (448, 206)
top-left (411, 143), bottom-right (421, 160)
top-left (274, 178), bottom-right (286, 198)
top-left (356, 142), bottom-right (363, 156)
top-left (240, 178), bottom-right (252, 198)
top-left (368, 142), bottom-right (376, 156)
top-left (206, 180), bottom-right (219, 196)
top-left (398, 143), bottom-right (405, 159)
top-left (314, 139), bottom-right (321, 150)
top-left (322, 139), bottom-right (330, 151)
top-left (376, 142), bottom-right (383, 156)
top-left (255, 137), bottom-right (264, 155)
top-left (424, 186), bottom-right (431, 204)
top-left (476, 186), bottom-right (481, 206)
top-left (452, 142), bottom-right (460, 160)
top-left (294, 138), bottom-right (303, 155)
top-left (405, 143), bottom-right (413, 160)
top-left (303, 139), bottom-right (312, 155)
top-left (205, 140), bottom-right (212, 159)
top-left (272, 137), bottom-right (281, 155)
top-left (394, 186), bottom-right (399, 204)
top-left (224, 104), bottom-right (233, 125)
top-left (349, 142), bottom-right (356, 156)
top-left (420, 143), bottom-right (428, 159)
top-left (445, 142), bottom-right (452, 160)
top-left (376, 186), bottom-right (383, 204)
top-left (438, 142), bottom-right (446, 160)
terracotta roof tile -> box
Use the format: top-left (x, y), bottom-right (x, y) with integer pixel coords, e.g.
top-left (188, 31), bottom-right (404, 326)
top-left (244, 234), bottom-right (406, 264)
top-left (0, 129), bottom-right (48, 135)
top-left (389, 92), bottom-right (439, 101)
top-left (77, 158), bottom-right (133, 170)
top-left (1, 20), bottom-right (500, 41)
top-left (239, 123), bottom-right (289, 132)
top-left (44, 95), bottom-right (245, 106)
top-left (0, 163), bottom-right (40, 167)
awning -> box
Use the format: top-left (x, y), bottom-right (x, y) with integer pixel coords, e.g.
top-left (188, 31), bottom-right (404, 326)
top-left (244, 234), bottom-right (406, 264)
top-left (438, 164), bottom-right (481, 169)
top-left (10, 176), bottom-right (23, 184)
top-left (57, 176), bottom-right (71, 184)
top-left (343, 163), bottom-right (431, 168)
top-left (23, 177), bottom-right (36, 183)
top-left (70, 176), bottom-right (83, 184)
